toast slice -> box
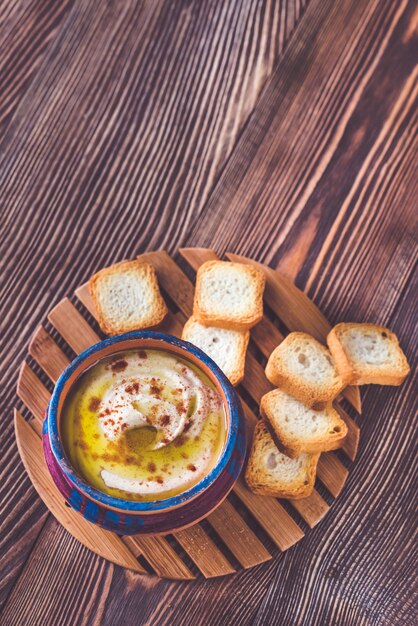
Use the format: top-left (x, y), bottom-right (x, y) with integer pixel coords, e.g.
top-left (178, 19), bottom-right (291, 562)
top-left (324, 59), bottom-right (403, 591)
top-left (327, 323), bottom-right (410, 385)
top-left (182, 317), bottom-right (249, 386)
top-left (89, 260), bottom-right (168, 335)
top-left (265, 332), bottom-right (345, 408)
top-left (193, 260), bottom-right (265, 330)
top-left (245, 420), bottom-right (319, 499)
top-left (261, 389), bottom-right (347, 457)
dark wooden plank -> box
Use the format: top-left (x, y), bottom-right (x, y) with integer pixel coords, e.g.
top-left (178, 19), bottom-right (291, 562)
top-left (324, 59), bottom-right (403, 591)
top-left (188, 0), bottom-right (417, 331)
top-left (0, 417), bottom-right (48, 613)
top-left (0, 0), bottom-right (73, 138)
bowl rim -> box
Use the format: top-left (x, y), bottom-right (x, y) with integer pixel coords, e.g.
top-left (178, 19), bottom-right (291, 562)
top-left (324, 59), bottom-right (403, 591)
top-left (47, 330), bottom-right (242, 512)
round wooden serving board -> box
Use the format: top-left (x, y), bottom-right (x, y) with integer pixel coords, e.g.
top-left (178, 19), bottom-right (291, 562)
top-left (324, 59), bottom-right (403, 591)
top-left (15, 248), bottom-right (361, 580)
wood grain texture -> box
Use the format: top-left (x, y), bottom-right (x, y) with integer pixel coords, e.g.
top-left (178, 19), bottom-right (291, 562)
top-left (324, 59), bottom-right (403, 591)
top-left (0, 0), bottom-right (73, 137)
top-left (0, 0), bottom-right (416, 622)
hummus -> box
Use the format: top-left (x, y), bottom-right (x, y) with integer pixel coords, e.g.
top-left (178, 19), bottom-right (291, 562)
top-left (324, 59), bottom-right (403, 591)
top-left (61, 349), bottom-right (226, 501)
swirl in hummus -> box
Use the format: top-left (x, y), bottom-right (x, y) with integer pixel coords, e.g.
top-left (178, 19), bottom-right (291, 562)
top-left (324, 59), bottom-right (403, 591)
top-left (61, 349), bottom-right (226, 500)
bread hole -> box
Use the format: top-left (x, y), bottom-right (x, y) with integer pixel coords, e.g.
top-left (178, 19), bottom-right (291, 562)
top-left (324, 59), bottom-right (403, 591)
top-left (295, 347), bottom-right (301, 352)
top-left (284, 417), bottom-right (289, 423)
top-left (298, 353), bottom-right (309, 367)
top-left (304, 480), bottom-right (309, 485)
top-left (266, 453), bottom-right (277, 469)
top-left (382, 332), bottom-right (387, 338)
top-left (333, 426), bottom-right (341, 433)
top-left (211, 337), bottom-right (219, 344)
top-left (325, 355), bottom-right (333, 365)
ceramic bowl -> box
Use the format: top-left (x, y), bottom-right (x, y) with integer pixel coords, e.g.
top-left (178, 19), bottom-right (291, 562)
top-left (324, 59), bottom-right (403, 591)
top-left (43, 331), bottom-right (246, 535)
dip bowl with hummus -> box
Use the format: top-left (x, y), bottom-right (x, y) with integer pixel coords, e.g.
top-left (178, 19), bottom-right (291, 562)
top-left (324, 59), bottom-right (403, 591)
top-left (43, 331), bottom-right (246, 535)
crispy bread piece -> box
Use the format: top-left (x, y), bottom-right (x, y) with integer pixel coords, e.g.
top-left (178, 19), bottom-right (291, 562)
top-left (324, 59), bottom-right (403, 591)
top-left (182, 316), bottom-right (249, 386)
top-left (265, 332), bottom-right (345, 408)
top-left (245, 420), bottom-right (319, 499)
top-left (193, 260), bottom-right (265, 330)
top-left (261, 389), bottom-right (347, 458)
top-left (327, 322), bottom-right (410, 385)
top-left (89, 260), bottom-right (167, 335)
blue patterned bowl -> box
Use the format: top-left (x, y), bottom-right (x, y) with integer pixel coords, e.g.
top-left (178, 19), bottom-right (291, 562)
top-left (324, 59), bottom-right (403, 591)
top-left (43, 331), bottom-right (246, 535)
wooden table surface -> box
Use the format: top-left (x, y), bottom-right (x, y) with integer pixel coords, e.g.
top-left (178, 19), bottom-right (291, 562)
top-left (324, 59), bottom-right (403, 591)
top-left (1, 1), bottom-right (417, 624)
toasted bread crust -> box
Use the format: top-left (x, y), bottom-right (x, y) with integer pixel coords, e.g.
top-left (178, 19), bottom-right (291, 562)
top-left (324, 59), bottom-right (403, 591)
top-left (327, 323), bottom-right (410, 386)
top-left (245, 420), bottom-right (319, 499)
top-left (89, 260), bottom-right (168, 335)
top-left (181, 317), bottom-right (249, 386)
top-left (260, 389), bottom-right (348, 457)
top-left (193, 260), bottom-right (265, 330)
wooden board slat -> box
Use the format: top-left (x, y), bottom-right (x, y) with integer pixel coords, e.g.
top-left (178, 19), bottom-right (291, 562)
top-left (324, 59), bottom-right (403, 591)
top-left (233, 477), bottom-right (304, 551)
top-left (225, 251), bottom-right (362, 413)
top-left (207, 499), bottom-right (272, 568)
top-left (317, 453), bottom-right (349, 498)
top-left (334, 404), bottom-right (360, 462)
top-left (17, 362), bottom-right (51, 424)
top-left (124, 536), bottom-right (194, 580)
top-left (139, 250), bottom-right (195, 316)
top-left (14, 410), bottom-right (146, 575)
top-left (48, 298), bottom-right (100, 353)
top-left (29, 326), bottom-right (70, 383)
top-left (174, 524), bottom-right (235, 578)
top-left (289, 489), bottom-right (330, 529)
top-left (74, 283), bottom-right (96, 316)
top-left (251, 315), bottom-right (285, 358)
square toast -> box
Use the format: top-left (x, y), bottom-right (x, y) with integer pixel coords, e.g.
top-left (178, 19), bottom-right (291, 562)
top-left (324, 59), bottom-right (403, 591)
top-left (89, 260), bottom-right (167, 335)
top-left (245, 420), bottom-right (319, 499)
top-left (182, 316), bottom-right (249, 386)
top-left (327, 323), bottom-right (410, 385)
top-left (265, 332), bottom-right (345, 408)
top-left (261, 388), bottom-right (347, 458)
top-left (193, 260), bottom-right (265, 330)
